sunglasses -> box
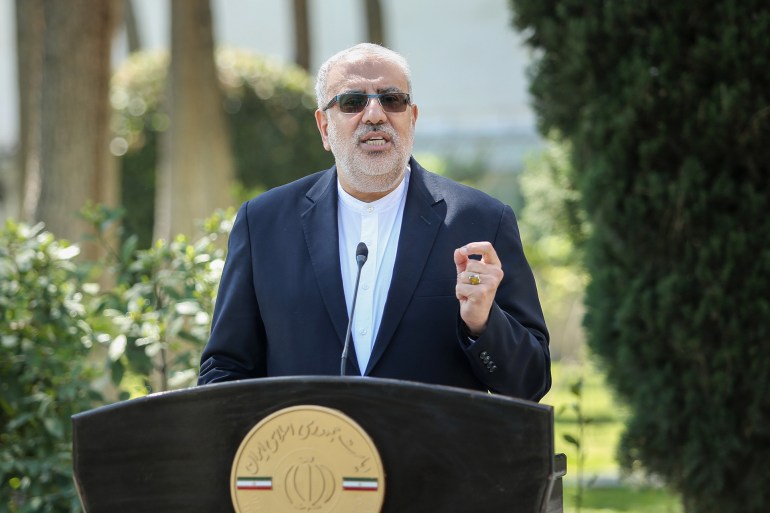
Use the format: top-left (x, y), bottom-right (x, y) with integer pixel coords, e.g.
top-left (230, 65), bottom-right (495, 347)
top-left (323, 92), bottom-right (411, 114)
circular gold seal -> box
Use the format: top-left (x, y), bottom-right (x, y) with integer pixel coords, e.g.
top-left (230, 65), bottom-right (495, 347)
top-left (230, 405), bottom-right (385, 513)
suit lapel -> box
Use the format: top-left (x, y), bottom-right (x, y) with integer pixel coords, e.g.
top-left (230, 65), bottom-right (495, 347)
top-left (365, 161), bottom-right (445, 375)
top-left (300, 168), bottom-right (362, 375)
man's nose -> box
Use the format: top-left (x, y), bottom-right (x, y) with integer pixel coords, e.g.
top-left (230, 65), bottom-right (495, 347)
top-left (361, 96), bottom-right (387, 125)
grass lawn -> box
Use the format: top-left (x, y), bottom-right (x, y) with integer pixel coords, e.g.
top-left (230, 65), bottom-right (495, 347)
top-left (543, 361), bottom-right (683, 513)
top-left (566, 486), bottom-right (683, 513)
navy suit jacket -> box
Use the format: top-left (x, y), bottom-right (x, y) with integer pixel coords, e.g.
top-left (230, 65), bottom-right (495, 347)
top-left (198, 158), bottom-right (551, 400)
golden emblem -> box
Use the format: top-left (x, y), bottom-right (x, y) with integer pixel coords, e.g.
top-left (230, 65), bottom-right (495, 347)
top-left (230, 405), bottom-right (385, 513)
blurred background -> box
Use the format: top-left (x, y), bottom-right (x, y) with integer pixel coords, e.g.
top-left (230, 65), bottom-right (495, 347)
top-left (0, 0), bottom-right (541, 215)
top-left (2, 1), bottom-right (768, 513)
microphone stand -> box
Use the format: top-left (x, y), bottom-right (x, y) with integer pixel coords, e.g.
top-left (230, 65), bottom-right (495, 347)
top-left (341, 242), bottom-right (368, 376)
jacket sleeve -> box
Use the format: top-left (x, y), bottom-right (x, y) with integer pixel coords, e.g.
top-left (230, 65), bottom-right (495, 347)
top-left (458, 205), bottom-right (551, 401)
top-left (198, 202), bottom-right (267, 384)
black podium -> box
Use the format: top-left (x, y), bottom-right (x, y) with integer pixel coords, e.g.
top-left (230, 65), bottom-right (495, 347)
top-left (72, 377), bottom-right (565, 512)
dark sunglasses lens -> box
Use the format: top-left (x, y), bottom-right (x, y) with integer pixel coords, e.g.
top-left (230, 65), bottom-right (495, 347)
top-left (338, 94), bottom-right (368, 113)
top-left (335, 93), bottom-right (409, 113)
top-left (379, 93), bottom-right (409, 112)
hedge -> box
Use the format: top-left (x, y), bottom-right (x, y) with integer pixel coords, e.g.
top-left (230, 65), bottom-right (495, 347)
top-left (510, 2), bottom-right (770, 512)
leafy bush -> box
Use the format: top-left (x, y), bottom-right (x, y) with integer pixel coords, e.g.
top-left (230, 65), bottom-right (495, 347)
top-left (80, 204), bottom-right (232, 394)
top-left (0, 206), bottom-right (233, 511)
top-left (0, 221), bottom-right (103, 512)
top-left (111, 48), bottom-right (333, 248)
top-left (510, 2), bottom-right (770, 512)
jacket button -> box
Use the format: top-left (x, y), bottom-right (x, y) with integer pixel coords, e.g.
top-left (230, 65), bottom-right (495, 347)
top-left (479, 351), bottom-right (488, 360)
top-left (489, 365), bottom-right (497, 373)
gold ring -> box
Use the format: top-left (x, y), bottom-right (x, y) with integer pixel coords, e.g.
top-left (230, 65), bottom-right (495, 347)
top-left (469, 272), bottom-right (481, 285)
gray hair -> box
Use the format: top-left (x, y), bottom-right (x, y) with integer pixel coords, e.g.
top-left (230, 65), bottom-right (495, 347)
top-left (315, 43), bottom-right (413, 110)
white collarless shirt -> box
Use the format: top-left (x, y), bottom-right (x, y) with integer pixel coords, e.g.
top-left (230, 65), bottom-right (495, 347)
top-left (338, 169), bottom-right (410, 374)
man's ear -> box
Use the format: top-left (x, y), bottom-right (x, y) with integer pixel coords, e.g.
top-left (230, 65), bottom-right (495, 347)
top-left (315, 109), bottom-right (331, 151)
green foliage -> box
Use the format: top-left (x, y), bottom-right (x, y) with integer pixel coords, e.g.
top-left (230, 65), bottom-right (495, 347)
top-left (518, 137), bottom-right (588, 360)
top-left (216, 49), bottom-right (333, 188)
top-left (111, 48), bottom-right (332, 248)
top-left (559, 377), bottom-right (597, 513)
top-left (80, 205), bottom-right (232, 394)
top-left (547, 361), bottom-right (682, 512)
top-left (519, 136), bottom-right (587, 249)
top-left (0, 206), bottom-right (233, 510)
top-left (511, 1), bottom-right (770, 512)
top-left (0, 221), bottom-right (103, 512)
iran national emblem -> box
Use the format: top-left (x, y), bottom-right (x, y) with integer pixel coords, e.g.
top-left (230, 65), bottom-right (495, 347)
top-left (231, 405), bottom-right (385, 512)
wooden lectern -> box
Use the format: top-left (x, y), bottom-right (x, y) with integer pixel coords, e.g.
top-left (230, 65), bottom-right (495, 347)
top-left (72, 377), bottom-right (566, 512)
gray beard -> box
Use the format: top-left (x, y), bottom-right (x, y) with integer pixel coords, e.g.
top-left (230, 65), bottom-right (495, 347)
top-left (329, 124), bottom-right (413, 194)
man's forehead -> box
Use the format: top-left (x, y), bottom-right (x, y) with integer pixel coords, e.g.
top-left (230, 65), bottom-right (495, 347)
top-left (326, 54), bottom-right (408, 93)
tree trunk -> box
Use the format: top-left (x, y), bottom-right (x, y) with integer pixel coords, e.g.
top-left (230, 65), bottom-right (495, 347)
top-left (292, 0), bottom-right (311, 70)
top-left (15, 0), bottom-right (43, 223)
top-left (155, 0), bottom-right (235, 241)
top-left (124, 0), bottom-right (142, 53)
top-left (36, 0), bottom-right (117, 250)
top-left (365, 0), bottom-right (386, 46)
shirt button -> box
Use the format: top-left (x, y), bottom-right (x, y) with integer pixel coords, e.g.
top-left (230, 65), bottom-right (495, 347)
top-left (366, 206), bottom-right (374, 213)
top-left (359, 328), bottom-right (367, 335)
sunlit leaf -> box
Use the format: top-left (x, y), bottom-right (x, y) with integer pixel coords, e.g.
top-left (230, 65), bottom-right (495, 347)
top-left (562, 434), bottom-right (580, 449)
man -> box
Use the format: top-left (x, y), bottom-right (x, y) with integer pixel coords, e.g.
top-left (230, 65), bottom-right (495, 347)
top-left (198, 43), bottom-right (550, 401)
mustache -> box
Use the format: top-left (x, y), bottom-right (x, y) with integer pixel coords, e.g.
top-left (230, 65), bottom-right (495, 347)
top-left (355, 124), bottom-right (398, 140)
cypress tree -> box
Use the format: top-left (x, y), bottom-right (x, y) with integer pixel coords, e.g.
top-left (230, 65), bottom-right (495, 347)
top-left (510, 2), bottom-right (770, 512)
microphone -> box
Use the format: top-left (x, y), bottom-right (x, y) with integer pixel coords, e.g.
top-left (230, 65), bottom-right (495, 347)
top-left (341, 242), bottom-right (369, 376)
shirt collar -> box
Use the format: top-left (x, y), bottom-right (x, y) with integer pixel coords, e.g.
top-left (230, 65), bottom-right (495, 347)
top-left (337, 166), bottom-right (411, 213)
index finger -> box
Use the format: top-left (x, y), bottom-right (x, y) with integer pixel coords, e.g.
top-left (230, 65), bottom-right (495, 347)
top-left (460, 241), bottom-right (501, 267)
top-left (454, 246), bottom-right (469, 267)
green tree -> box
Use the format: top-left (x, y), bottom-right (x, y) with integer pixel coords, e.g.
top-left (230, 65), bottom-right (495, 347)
top-left (510, 2), bottom-right (770, 512)
top-left (112, 48), bottom-right (332, 248)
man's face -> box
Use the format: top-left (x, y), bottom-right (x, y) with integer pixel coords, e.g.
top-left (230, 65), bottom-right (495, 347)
top-left (315, 54), bottom-right (419, 201)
